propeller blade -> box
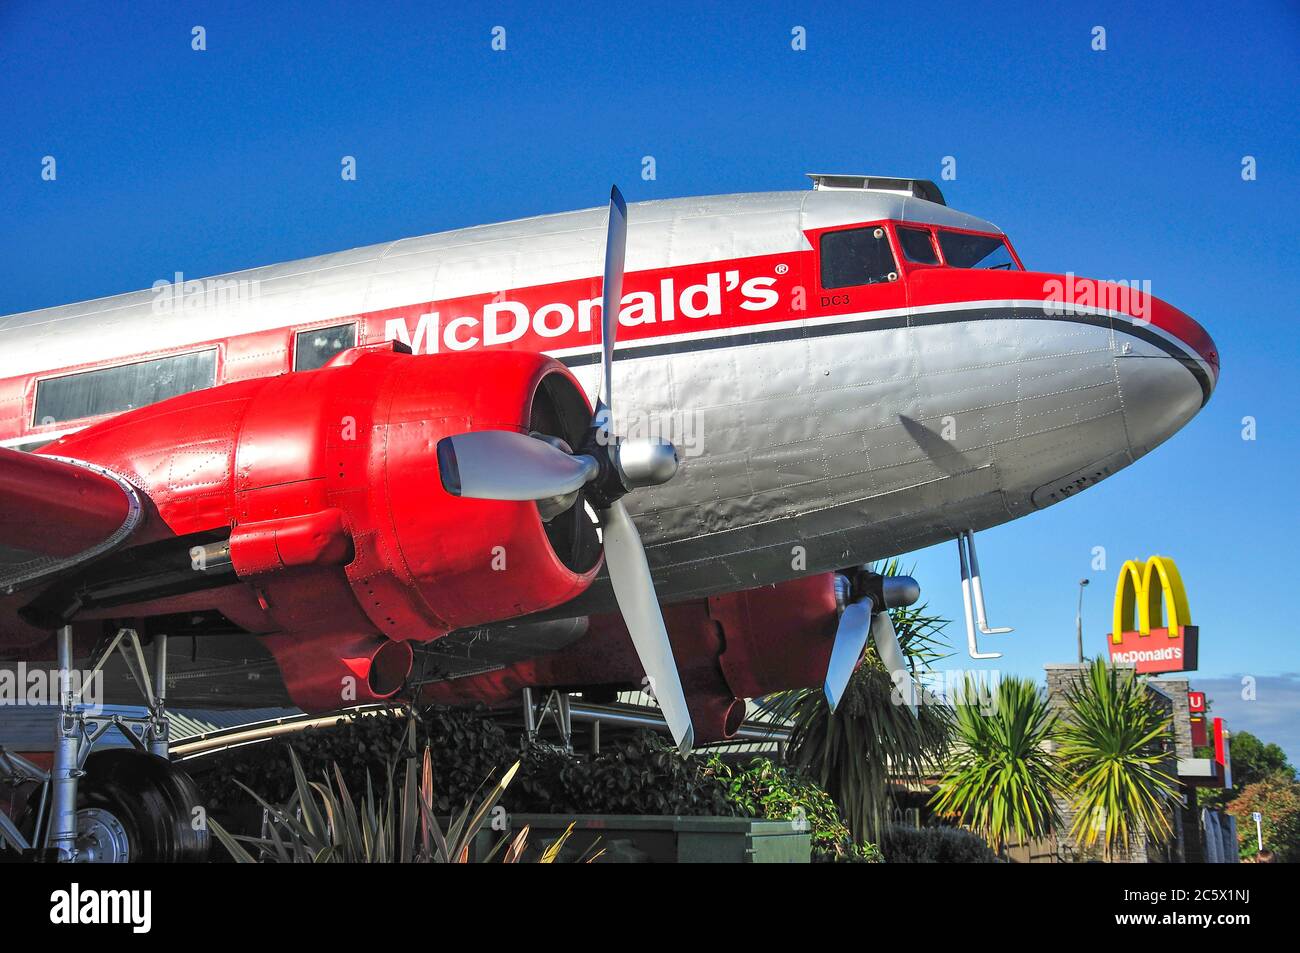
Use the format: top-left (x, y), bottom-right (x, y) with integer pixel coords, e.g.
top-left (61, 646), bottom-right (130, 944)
top-left (823, 596), bottom-right (873, 713)
top-left (593, 186), bottom-right (628, 431)
top-left (871, 609), bottom-right (919, 716)
top-left (599, 499), bottom-right (694, 752)
top-left (437, 430), bottom-right (598, 501)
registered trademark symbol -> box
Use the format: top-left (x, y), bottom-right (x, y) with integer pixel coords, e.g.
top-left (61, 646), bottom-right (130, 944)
top-left (774, 263), bottom-right (789, 275)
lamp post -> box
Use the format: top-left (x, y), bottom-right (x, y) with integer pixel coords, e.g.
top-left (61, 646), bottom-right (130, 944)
top-left (1076, 578), bottom-right (1090, 663)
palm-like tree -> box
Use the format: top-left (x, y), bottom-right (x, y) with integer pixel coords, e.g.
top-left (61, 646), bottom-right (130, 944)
top-left (773, 561), bottom-right (951, 845)
top-left (1057, 657), bottom-right (1180, 861)
top-left (929, 675), bottom-right (1064, 853)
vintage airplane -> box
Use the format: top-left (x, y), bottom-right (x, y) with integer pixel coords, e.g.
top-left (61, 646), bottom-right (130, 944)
top-left (0, 174), bottom-right (1217, 861)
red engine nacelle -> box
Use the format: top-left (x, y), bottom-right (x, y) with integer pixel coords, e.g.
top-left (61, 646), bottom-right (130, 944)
top-left (13, 347), bottom-right (602, 711)
top-left (420, 572), bottom-right (842, 742)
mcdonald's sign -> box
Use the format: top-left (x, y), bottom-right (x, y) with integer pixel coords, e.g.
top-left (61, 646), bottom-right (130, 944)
top-left (1106, 556), bottom-right (1199, 673)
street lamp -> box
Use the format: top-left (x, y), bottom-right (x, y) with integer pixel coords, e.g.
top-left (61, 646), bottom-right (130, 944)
top-left (1076, 578), bottom-right (1090, 663)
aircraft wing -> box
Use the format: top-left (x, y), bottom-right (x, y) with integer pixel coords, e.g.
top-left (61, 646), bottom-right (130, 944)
top-left (0, 448), bottom-right (143, 593)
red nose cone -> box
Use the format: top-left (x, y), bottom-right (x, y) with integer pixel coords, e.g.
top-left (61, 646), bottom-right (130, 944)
top-left (1144, 293), bottom-right (1219, 394)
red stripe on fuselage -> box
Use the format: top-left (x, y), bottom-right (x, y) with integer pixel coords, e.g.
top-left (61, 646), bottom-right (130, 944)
top-left (0, 246), bottom-right (1217, 445)
top-left (367, 254), bottom-right (1216, 377)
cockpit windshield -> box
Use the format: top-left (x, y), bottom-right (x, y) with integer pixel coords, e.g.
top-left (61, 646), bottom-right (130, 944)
top-left (937, 230), bottom-right (1019, 270)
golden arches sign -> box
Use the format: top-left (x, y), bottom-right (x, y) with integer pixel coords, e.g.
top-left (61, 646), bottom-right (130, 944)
top-left (1106, 555), bottom-right (1198, 673)
top-left (1111, 555), bottom-right (1191, 643)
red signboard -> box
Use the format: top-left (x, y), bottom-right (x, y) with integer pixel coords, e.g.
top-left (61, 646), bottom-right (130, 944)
top-left (1189, 690), bottom-right (1208, 746)
top-left (1191, 715), bottom-right (1208, 747)
top-left (1214, 717), bottom-right (1233, 789)
top-left (1106, 624), bottom-right (1199, 674)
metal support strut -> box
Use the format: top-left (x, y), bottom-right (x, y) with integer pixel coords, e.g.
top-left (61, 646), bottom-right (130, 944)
top-left (521, 687), bottom-right (574, 751)
top-left (49, 625), bottom-right (81, 860)
top-left (957, 530), bottom-right (1013, 660)
top-left (38, 626), bottom-right (173, 861)
top-left (150, 632), bottom-right (169, 757)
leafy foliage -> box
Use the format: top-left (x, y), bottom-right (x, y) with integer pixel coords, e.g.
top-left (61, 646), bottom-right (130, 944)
top-left (208, 728), bottom-right (532, 862)
top-left (197, 710), bottom-right (740, 819)
top-left (195, 705), bottom-right (514, 819)
top-left (196, 712), bottom-right (868, 859)
top-left (929, 675), bottom-right (1064, 851)
top-left (1200, 730), bottom-right (1296, 810)
top-left (1057, 658), bottom-right (1181, 860)
top-left (773, 560), bottom-right (952, 845)
top-left (1227, 774), bottom-right (1300, 862)
top-left (523, 732), bottom-right (740, 816)
top-left (713, 756), bottom-right (881, 862)
top-left (881, 824), bottom-right (997, 863)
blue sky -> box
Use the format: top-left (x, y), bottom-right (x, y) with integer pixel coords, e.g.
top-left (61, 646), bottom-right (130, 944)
top-left (2, 2), bottom-right (1298, 759)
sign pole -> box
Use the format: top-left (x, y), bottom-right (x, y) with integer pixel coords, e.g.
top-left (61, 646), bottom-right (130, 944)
top-left (1253, 811), bottom-right (1263, 852)
top-left (1075, 578), bottom-right (1089, 663)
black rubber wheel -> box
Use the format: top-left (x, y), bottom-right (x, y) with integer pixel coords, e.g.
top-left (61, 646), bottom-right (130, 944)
top-left (76, 749), bottom-right (210, 863)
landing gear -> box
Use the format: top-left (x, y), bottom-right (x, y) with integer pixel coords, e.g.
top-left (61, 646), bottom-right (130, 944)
top-left (74, 807), bottom-right (132, 864)
top-left (0, 625), bottom-right (210, 862)
top-left (74, 749), bottom-right (208, 863)
top-left (522, 686), bottom-right (574, 751)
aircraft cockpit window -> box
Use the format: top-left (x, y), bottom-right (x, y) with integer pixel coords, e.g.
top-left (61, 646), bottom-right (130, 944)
top-left (897, 226), bottom-right (940, 265)
top-left (294, 323), bottom-right (358, 371)
top-left (33, 349), bottom-right (217, 426)
top-left (937, 231), bottom-right (1019, 270)
top-left (820, 226), bottom-right (898, 289)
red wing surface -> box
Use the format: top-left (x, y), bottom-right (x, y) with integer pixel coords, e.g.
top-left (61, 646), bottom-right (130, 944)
top-left (0, 448), bottom-right (142, 592)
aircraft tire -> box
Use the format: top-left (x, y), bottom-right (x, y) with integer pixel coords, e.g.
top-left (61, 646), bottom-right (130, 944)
top-left (75, 749), bottom-right (210, 863)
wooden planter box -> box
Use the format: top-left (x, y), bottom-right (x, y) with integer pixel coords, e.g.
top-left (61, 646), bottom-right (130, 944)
top-left (504, 814), bottom-right (811, 863)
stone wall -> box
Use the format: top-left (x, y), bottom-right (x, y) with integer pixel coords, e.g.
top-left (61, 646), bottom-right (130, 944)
top-left (1149, 677), bottom-right (1193, 760)
top-left (1044, 663), bottom-right (1090, 861)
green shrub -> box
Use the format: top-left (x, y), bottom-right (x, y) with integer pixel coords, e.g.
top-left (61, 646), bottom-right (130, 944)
top-left (209, 743), bottom-right (527, 863)
top-left (194, 713), bottom-right (741, 829)
top-left (194, 707), bottom-right (516, 818)
top-left (881, 824), bottom-right (997, 863)
top-left (529, 732), bottom-right (739, 816)
top-left (1057, 657), bottom-right (1180, 860)
top-left (194, 707), bottom-right (872, 862)
top-left (714, 756), bottom-right (881, 862)
top-left (930, 674), bottom-right (1062, 851)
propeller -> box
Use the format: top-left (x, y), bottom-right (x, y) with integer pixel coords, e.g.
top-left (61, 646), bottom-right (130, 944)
top-left (824, 571), bottom-right (921, 716)
top-left (823, 596), bottom-right (874, 713)
top-left (870, 608), bottom-right (919, 717)
top-left (437, 186), bottom-right (694, 752)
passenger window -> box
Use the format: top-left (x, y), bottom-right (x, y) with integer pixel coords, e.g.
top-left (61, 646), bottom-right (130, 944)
top-left (295, 324), bottom-right (357, 371)
top-left (897, 226), bottom-right (939, 265)
top-left (937, 231), bottom-right (1018, 270)
top-left (34, 350), bottom-right (217, 425)
top-left (820, 227), bottom-right (898, 289)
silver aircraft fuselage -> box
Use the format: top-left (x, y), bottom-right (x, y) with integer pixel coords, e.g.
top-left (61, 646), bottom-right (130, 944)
top-left (0, 183), bottom-right (1218, 614)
